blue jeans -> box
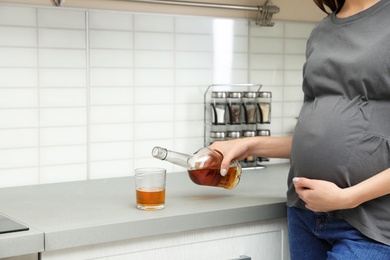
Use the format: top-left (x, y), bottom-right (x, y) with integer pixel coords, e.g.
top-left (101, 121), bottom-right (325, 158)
top-left (287, 206), bottom-right (390, 260)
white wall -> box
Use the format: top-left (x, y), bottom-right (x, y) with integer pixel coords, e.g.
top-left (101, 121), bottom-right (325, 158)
top-left (0, 3), bottom-right (315, 187)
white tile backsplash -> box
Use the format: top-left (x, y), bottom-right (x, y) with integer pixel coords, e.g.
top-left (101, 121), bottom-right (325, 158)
top-left (134, 69), bottom-right (174, 86)
top-left (134, 32), bottom-right (174, 50)
top-left (90, 142), bottom-right (133, 161)
top-left (175, 34), bottom-right (213, 51)
top-left (40, 126), bottom-right (87, 146)
top-left (285, 22), bottom-right (316, 38)
top-left (90, 49), bottom-right (133, 67)
top-left (134, 50), bottom-right (174, 68)
top-left (90, 87), bottom-right (133, 105)
top-left (90, 106), bottom-right (133, 124)
top-left (0, 48), bottom-right (37, 67)
top-left (40, 145), bottom-right (87, 165)
top-left (89, 30), bottom-right (133, 49)
top-left (285, 39), bottom-right (307, 54)
top-left (134, 104), bottom-right (174, 122)
top-left (89, 11), bottom-right (133, 30)
top-left (134, 122), bottom-right (175, 140)
top-left (174, 104), bottom-right (204, 121)
top-left (90, 160), bottom-right (133, 179)
top-left (0, 148), bottom-right (39, 169)
top-left (175, 69), bottom-right (213, 86)
top-left (0, 6), bottom-right (36, 26)
top-left (0, 168), bottom-right (38, 188)
top-left (37, 9), bottom-right (86, 29)
top-left (250, 70), bottom-right (284, 86)
top-left (40, 88), bottom-right (87, 107)
top-left (0, 68), bottom-right (38, 87)
top-left (40, 164), bottom-right (87, 184)
top-left (0, 3), bottom-right (315, 186)
top-left (0, 27), bottom-right (37, 47)
top-left (0, 109), bottom-right (39, 128)
top-left (0, 89), bottom-right (38, 108)
top-left (250, 38), bottom-right (284, 54)
top-left (250, 54), bottom-right (284, 70)
top-left (250, 21), bottom-right (284, 37)
top-left (134, 86), bottom-right (174, 104)
top-left (40, 108), bottom-right (87, 127)
top-left (90, 69), bottom-right (133, 86)
top-left (39, 49), bottom-right (86, 68)
top-left (90, 124), bottom-right (133, 143)
top-left (176, 52), bottom-right (213, 69)
top-left (38, 28), bottom-right (86, 48)
top-left (134, 14), bottom-right (174, 32)
top-left (39, 69), bottom-right (86, 87)
top-left (0, 128), bottom-right (38, 149)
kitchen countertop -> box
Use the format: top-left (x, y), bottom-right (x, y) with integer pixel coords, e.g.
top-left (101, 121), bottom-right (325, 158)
top-left (0, 163), bottom-right (290, 258)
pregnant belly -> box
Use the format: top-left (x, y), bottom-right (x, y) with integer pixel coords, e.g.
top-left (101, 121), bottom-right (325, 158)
top-left (291, 96), bottom-right (369, 187)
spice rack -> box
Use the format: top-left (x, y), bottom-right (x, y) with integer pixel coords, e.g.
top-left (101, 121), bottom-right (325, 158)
top-left (204, 84), bottom-right (272, 168)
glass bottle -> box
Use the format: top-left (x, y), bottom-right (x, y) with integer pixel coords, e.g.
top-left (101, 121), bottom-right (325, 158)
top-left (152, 146), bottom-right (241, 189)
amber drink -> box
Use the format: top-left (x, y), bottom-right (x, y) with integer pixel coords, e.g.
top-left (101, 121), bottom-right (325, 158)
top-left (152, 146), bottom-right (241, 189)
top-left (135, 168), bottom-right (166, 210)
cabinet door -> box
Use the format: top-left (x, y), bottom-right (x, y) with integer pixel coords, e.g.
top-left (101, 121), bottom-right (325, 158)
top-left (122, 230), bottom-right (283, 260)
top-left (41, 219), bottom-right (289, 260)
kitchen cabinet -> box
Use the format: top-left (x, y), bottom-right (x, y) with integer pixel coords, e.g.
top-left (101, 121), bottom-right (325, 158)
top-left (40, 218), bottom-right (288, 260)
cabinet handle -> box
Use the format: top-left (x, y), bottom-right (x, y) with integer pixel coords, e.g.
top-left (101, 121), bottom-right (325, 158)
top-left (229, 255), bottom-right (251, 260)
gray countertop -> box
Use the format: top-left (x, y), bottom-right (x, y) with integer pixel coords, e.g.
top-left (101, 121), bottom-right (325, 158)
top-left (0, 163), bottom-right (290, 258)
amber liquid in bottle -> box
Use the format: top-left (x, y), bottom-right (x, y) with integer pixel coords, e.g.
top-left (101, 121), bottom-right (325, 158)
top-left (187, 166), bottom-right (240, 189)
top-left (152, 146), bottom-right (242, 189)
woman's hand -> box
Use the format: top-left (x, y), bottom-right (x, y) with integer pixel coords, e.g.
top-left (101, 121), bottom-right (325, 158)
top-left (209, 138), bottom-right (250, 176)
top-left (293, 177), bottom-right (355, 212)
top-left (209, 136), bottom-right (293, 176)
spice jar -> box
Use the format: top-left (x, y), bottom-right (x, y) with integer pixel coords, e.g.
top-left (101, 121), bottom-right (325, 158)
top-left (209, 131), bottom-right (226, 144)
top-left (242, 130), bottom-right (257, 167)
top-left (257, 92), bottom-right (272, 124)
top-left (257, 129), bottom-right (271, 163)
top-left (227, 92), bottom-right (242, 125)
top-left (242, 91), bottom-right (257, 124)
top-left (210, 91), bottom-right (227, 125)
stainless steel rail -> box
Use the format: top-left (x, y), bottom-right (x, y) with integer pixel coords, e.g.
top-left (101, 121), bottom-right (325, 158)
top-left (52, 0), bottom-right (279, 26)
top-left (112, 0), bottom-right (280, 26)
top-left (117, 0), bottom-right (259, 11)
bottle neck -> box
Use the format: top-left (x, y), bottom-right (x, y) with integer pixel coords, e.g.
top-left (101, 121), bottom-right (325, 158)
top-left (152, 147), bottom-right (191, 169)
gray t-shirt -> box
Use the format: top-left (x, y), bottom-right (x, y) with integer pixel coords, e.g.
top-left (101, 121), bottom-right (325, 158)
top-left (288, 0), bottom-right (390, 245)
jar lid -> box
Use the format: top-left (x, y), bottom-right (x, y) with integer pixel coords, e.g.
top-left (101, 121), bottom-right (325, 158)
top-left (227, 92), bottom-right (242, 98)
top-left (257, 129), bottom-right (271, 136)
top-left (243, 92), bottom-right (257, 98)
top-left (211, 91), bottom-right (227, 98)
top-left (257, 92), bottom-right (272, 98)
top-left (210, 131), bottom-right (226, 138)
top-left (227, 131), bottom-right (241, 138)
top-left (242, 130), bottom-right (256, 137)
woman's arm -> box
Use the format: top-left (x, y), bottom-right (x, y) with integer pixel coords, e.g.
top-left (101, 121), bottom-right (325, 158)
top-left (293, 167), bottom-right (390, 212)
top-left (209, 136), bottom-right (292, 175)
